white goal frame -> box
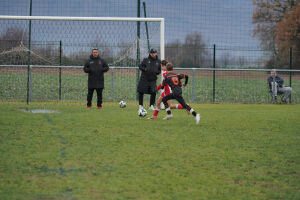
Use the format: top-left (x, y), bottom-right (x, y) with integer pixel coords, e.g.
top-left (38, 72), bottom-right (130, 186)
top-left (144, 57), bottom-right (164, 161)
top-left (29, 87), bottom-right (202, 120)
top-left (0, 15), bottom-right (165, 60)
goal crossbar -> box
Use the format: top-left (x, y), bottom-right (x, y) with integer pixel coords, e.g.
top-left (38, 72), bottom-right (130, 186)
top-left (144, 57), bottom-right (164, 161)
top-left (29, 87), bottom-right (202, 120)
top-left (0, 15), bottom-right (163, 22)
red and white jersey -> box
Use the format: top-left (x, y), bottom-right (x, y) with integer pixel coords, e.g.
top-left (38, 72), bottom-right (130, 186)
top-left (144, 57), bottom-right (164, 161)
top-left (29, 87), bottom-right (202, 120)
top-left (156, 71), bottom-right (171, 96)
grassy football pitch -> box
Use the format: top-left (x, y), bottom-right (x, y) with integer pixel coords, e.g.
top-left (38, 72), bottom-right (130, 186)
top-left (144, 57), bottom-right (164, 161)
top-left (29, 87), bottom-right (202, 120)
top-left (0, 103), bottom-right (299, 199)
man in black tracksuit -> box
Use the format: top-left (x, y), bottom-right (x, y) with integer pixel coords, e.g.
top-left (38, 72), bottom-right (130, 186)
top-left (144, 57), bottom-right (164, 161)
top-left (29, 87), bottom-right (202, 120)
top-left (83, 48), bottom-right (109, 109)
top-left (137, 48), bottom-right (161, 111)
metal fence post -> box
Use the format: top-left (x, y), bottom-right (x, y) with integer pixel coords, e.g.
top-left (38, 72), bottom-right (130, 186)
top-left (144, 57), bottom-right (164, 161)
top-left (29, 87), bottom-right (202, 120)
top-left (29, 65), bottom-right (32, 102)
top-left (136, 0), bottom-right (141, 101)
top-left (26, 0), bottom-right (33, 104)
top-left (192, 68), bottom-right (195, 102)
top-left (213, 44), bottom-right (216, 103)
top-left (143, 2), bottom-right (150, 53)
top-left (289, 47), bottom-right (292, 103)
top-left (111, 68), bottom-right (114, 101)
top-left (59, 40), bottom-right (62, 100)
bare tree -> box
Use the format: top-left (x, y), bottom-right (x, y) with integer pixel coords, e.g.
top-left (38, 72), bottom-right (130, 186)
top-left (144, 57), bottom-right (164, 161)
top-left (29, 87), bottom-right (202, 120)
top-left (165, 32), bottom-right (207, 68)
top-left (252, 0), bottom-right (298, 50)
top-left (0, 27), bottom-right (28, 65)
top-left (181, 32), bottom-right (207, 67)
top-left (0, 27), bottom-right (27, 51)
top-left (252, 0), bottom-right (299, 68)
top-left (165, 39), bottom-right (182, 66)
top-left (219, 52), bottom-right (232, 68)
top-left (275, 4), bottom-right (300, 69)
top-left (237, 56), bottom-right (248, 67)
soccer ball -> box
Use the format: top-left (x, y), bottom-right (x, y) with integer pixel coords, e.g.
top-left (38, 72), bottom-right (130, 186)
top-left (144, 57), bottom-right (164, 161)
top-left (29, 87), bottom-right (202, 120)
top-left (119, 100), bottom-right (126, 108)
top-left (138, 108), bottom-right (147, 117)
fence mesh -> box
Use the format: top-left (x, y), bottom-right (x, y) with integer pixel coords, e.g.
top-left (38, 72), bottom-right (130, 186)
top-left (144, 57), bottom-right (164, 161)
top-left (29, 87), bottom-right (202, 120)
top-left (0, 0), bottom-right (299, 105)
top-left (1, 66), bottom-right (299, 104)
top-left (0, 18), bottom-right (161, 67)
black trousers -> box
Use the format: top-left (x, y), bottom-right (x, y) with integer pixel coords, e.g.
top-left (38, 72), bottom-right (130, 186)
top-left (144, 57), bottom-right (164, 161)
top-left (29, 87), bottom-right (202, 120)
top-left (162, 93), bottom-right (191, 111)
top-left (139, 92), bottom-right (156, 106)
top-left (87, 88), bottom-right (103, 107)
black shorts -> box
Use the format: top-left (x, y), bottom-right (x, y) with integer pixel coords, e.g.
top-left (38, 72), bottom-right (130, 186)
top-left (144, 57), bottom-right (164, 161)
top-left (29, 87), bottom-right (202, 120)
top-left (162, 92), bottom-right (189, 109)
top-left (137, 79), bottom-right (156, 94)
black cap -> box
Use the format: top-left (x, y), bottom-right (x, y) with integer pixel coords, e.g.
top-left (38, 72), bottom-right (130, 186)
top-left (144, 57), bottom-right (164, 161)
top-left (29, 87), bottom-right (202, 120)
top-left (150, 48), bottom-right (157, 53)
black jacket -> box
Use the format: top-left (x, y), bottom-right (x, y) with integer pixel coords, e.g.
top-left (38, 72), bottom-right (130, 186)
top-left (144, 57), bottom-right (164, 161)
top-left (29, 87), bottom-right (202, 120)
top-left (139, 55), bottom-right (161, 82)
top-left (83, 55), bottom-right (109, 88)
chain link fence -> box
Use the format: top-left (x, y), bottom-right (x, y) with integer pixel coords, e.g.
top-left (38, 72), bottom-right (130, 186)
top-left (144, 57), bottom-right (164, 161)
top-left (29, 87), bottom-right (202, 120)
top-left (1, 65), bottom-right (299, 104)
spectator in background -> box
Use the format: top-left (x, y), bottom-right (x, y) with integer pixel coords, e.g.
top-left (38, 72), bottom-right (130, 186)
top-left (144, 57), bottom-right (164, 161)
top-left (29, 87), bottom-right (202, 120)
top-left (83, 48), bottom-right (109, 109)
top-left (137, 48), bottom-right (161, 111)
top-left (267, 69), bottom-right (292, 103)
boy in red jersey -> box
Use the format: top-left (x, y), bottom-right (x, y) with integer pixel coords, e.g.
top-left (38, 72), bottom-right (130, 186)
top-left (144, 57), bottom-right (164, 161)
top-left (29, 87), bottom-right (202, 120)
top-left (148, 59), bottom-right (185, 120)
top-left (161, 63), bottom-right (200, 124)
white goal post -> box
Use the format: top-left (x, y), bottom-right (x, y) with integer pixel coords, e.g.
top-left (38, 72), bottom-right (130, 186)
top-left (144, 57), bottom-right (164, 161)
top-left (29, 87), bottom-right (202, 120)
top-left (0, 15), bottom-right (165, 60)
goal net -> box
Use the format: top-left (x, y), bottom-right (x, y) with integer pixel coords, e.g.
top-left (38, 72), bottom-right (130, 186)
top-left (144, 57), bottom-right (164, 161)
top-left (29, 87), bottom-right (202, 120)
top-left (0, 16), bottom-right (164, 103)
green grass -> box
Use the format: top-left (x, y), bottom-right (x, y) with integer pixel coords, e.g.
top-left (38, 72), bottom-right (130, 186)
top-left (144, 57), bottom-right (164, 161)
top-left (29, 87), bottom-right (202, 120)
top-left (1, 73), bottom-right (300, 103)
top-left (0, 103), bottom-right (299, 199)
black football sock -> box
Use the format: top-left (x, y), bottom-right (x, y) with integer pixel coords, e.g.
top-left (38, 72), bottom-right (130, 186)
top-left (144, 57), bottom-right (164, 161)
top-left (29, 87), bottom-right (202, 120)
top-left (190, 108), bottom-right (197, 117)
top-left (166, 107), bottom-right (172, 115)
